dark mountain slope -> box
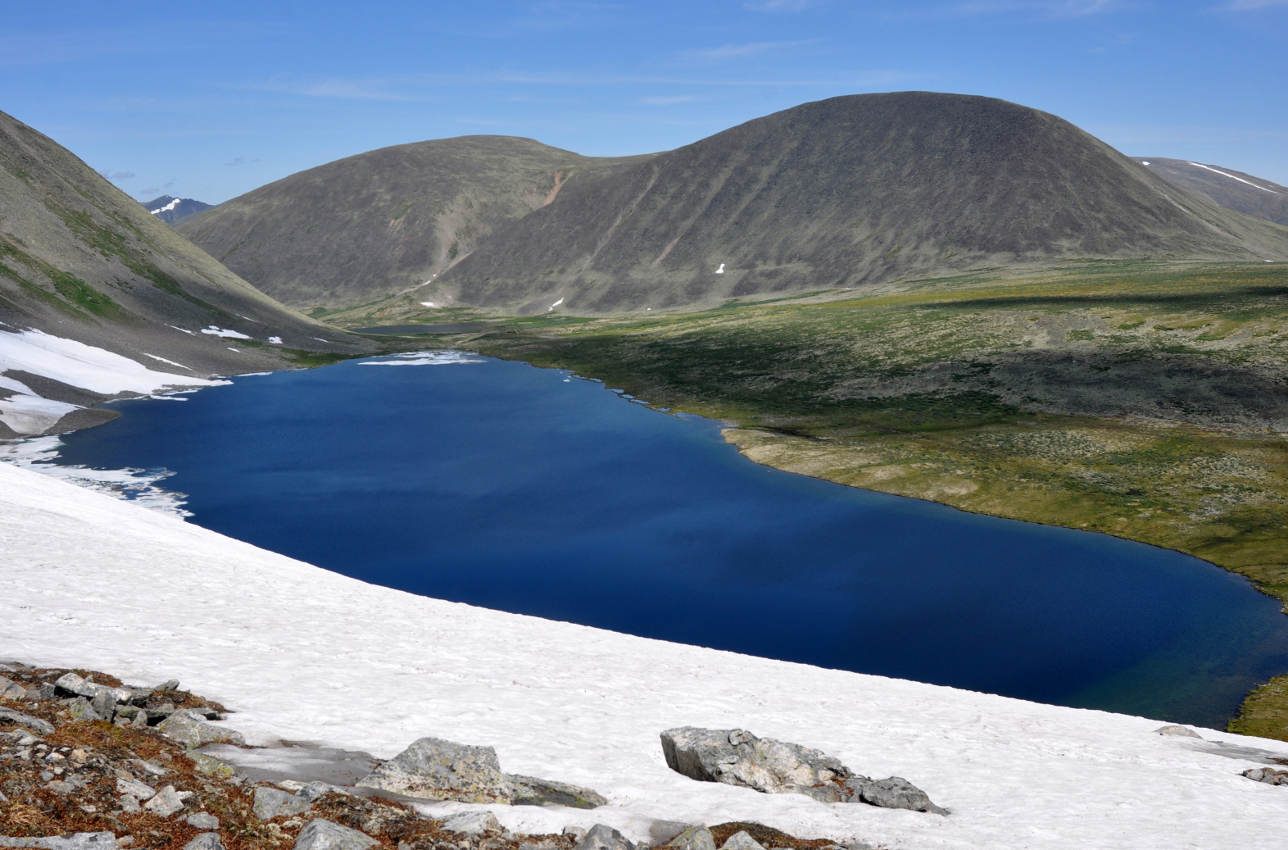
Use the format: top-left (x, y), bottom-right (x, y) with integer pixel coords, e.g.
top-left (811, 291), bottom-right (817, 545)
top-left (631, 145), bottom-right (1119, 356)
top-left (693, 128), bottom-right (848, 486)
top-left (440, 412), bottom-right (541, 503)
top-left (143, 195), bottom-right (213, 224)
top-left (433, 92), bottom-right (1288, 313)
top-left (178, 137), bottom-right (646, 311)
top-left (0, 109), bottom-right (369, 435)
top-left (1137, 158), bottom-right (1288, 227)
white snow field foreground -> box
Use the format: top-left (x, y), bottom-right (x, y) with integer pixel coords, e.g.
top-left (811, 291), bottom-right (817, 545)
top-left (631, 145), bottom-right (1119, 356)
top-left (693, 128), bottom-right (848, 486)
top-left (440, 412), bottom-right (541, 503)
top-left (3, 462), bottom-right (1288, 849)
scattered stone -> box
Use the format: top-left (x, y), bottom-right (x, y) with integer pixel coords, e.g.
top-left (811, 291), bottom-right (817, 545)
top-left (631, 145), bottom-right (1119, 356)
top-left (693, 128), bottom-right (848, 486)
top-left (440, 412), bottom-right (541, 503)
top-left (573, 824), bottom-right (634, 850)
top-left (0, 833), bottom-right (119, 848)
top-left (185, 813), bottom-right (220, 830)
top-left (720, 832), bottom-right (766, 850)
top-left (647, 822), bottom-right (693, 846)
top-left (63, 698), bottom-right (102, 723)
top-left (508, 774), bottom-right (608, 809)
top-left (54, 673), bottom-right (130, 704)
top-left (0, 677), bottom-right (26, 700)
top-left (89, 691), bottom-right (117, 721)
top-left (292, 818), bottom-right (378, 850)
top-left (439, 811), bottom-right (503, 835)
top-left (1243, 767), bottom-right (1288, 786)
top-left (661, 727), bottom-right (850, 801)
top-left (356, 737), bottom-right (512, 803)
top-left (183, 836), bottom-right (224, 850)
top-left (115, 777), bottom-right (157, 801)
top-left (660, 727), bottom-right (946, 814)
top-left (255, 785), bottom-right (314, 820)
top-left (661, 826), bottom-right (716, 850)
top-left (187, 752), bottom-right (237, 780)
top-left (157, 710), bottom-right (244, 749)
top-left (143, 784), bottom-right (187, 817)
top-left (155, 680), bottom-right (180, 692)
top-left (563, 826), bottom-right (588, 842)
top-left (853, 776), bottom-right (948, 815)
top-left (0, 707), bottom-right (56, 735)
top-left (1155, 725), bottom-right (1202, 738)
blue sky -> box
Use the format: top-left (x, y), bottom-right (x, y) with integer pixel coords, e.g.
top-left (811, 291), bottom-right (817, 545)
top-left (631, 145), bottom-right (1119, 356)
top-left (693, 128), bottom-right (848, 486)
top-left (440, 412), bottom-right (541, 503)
top-left (2, 0), bottom-right (1285, 204)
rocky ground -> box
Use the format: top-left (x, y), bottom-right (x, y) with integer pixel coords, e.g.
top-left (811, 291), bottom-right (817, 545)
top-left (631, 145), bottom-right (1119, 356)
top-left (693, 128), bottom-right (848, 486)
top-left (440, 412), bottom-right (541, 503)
top-left (0, 663), bottom-right (896, 850)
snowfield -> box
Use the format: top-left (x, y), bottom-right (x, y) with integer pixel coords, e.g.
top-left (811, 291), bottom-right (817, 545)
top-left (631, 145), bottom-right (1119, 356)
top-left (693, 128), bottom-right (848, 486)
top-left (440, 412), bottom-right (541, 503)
top-left (3, 461), bottom-right (1288, 849)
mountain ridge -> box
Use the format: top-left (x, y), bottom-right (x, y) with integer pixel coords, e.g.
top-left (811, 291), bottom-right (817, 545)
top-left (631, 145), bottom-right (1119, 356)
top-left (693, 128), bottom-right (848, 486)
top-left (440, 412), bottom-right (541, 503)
top-left (178, 136), bottom-right (651, 311)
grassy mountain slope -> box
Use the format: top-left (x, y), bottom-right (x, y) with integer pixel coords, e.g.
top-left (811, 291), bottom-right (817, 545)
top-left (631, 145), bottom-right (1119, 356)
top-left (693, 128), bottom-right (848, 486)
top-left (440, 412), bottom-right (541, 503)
top-left (0, 108), bottom-right (370, 435)
top-left (1138, 157), bottom-right (1288, 227)
top-left (178, 137), bottom-right (646, 311)
top-left (423, 93), bottom-right (1288, 315)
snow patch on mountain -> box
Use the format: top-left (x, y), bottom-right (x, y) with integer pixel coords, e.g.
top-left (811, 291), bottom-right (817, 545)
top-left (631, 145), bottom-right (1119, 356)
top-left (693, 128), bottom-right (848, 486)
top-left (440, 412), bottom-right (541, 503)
top-left (1188, 162), bottom-right (1279, 194)
top-left (149, 197), bottom-right (183, 215)
top-left (2, 461), bottom-right (1288, 849)
top-left (0, 327), bottom-right (226, 435)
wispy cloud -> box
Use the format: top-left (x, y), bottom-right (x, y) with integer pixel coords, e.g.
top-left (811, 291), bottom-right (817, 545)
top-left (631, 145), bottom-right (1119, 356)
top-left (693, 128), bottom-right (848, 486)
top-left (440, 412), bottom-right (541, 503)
top-left (97, 169), bottom-right (135, 180)
top-left (680, 39), bottom-right (821, 62)
top-left (640, 95), bottom-right (702, 105)
top-left (745, 0), bottom-right (819, 11)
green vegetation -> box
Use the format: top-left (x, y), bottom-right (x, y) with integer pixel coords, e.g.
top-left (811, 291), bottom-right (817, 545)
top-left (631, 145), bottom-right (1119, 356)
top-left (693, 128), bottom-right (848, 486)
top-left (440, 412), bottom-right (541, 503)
top-left (0, 235), bottom-right (125, 319)
top-left (429, 260), bottom-right (1288, 739)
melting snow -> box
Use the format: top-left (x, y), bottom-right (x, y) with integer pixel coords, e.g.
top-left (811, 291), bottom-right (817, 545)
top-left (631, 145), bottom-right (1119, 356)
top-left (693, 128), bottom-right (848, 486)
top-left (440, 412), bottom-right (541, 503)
top-left (268, 336), bottom-right (283, 345)
top-left (2, 461), bottom-right (1288, 849)
top-left (142, 353), bottom-right (191, 371)
top-left (201, 326), bottom-right (252, 340)
top-left (357, 351), bottom-right (483, 367)
top-left (1188, 162), bottom-right (1279, 194)
top-left (420, 301), bottom-right (439, 308)
top-left (548, 296), bottom-right (565, 312)
top-left (0, 437), bottom-right (190, 516)
top-left (715, 263), bottom-right (726, 274)
top-left (168, 325), bottom-right (195, 335)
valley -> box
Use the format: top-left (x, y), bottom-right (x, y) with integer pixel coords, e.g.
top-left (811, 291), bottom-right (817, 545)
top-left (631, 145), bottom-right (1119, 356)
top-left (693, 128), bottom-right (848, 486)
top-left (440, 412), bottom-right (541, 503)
top-left (332, 258), bottom-right (1288, 736)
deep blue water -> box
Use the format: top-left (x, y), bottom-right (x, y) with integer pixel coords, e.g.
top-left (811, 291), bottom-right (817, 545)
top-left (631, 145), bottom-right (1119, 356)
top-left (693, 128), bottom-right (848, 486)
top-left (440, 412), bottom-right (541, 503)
top-left (52, 353), bottom-right (1288, 727)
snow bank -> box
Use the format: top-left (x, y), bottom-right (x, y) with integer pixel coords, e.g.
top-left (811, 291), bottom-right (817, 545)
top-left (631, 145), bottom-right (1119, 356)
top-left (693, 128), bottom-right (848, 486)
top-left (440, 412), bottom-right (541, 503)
top-left (0, 328), bottom-right (220, 396)
top-left (0, 328), bottom-right (227, 435)
top-left (2, 463), bottom-right (1288, 849)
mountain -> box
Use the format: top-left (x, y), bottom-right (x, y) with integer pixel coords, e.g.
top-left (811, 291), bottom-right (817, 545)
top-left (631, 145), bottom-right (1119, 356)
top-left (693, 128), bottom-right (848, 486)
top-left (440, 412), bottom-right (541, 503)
top-left (0, 109), bottom-right (369, 438)
top-left (177, 137), bottom-right (648, 311)
top-left (142, 194), bottom-right (212, 224)
top-left (429, 93), bottom-right (1288, 314)
top-left (1136, 158), bottom-right (1288, 227)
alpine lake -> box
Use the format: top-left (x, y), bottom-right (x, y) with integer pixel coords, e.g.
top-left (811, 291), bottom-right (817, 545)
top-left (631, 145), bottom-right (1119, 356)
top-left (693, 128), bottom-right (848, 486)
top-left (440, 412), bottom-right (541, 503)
top-left (49, 351), bottom-right (1288, 729)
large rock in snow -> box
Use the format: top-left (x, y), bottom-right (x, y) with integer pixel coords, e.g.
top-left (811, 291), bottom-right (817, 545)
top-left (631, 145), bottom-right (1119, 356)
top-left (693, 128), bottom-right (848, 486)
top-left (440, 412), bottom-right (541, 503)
top-left (659, 727), bottom-right (946, 814)
top-left (157, 710), bottom-right (244, 749)
top-left (355, 737), bottom-right (512, 803)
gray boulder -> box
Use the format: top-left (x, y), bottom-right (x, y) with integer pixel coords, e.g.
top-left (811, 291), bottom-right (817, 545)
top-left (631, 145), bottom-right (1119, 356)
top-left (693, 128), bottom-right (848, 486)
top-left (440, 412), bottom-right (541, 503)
top-left (356, 737), bottom-right (512, 803)
top-left (720, 833), bottom-right (766, 850)
top-left (660, 727), bottom-right (850, 802)
top-left (185, 813), bottom-right (220, 830)
top-left (144, 785), bottom-right (189, 817)
top-left (63, 698), bottom-right (101, 723)
top-left (53, 673), bottom-right (130, 704)
top-left (662, 826), bottom-right (716, 850)
top-left (0, 834), bottom-right (119, 848)
top-left (573, 824), bottom-right (634, 850)
top-left (292, 819), bottom-right (378, 850)
top-left (508, 774), bottom-right (607, 809)
top-left (660, 727), bottom-right (946, 814)
top-left (254, 786), bottom-right (313, 820)
top-left (0, 677), bottom-right (26, 700)
top-left (157, 711), bottom-right (244, 749)
top-left (183, 836), bottom-right (225, 850)
top-left (115, 777), bottom-right (156, 801)
top-left (852, 776), bottom-right (948, 815)
top-left (439, 811), bottom-right (503, 835)
top-left (1243, 767), bottom-right (1288, 786)
top-left (0, 707), bottom-right (56, 735)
